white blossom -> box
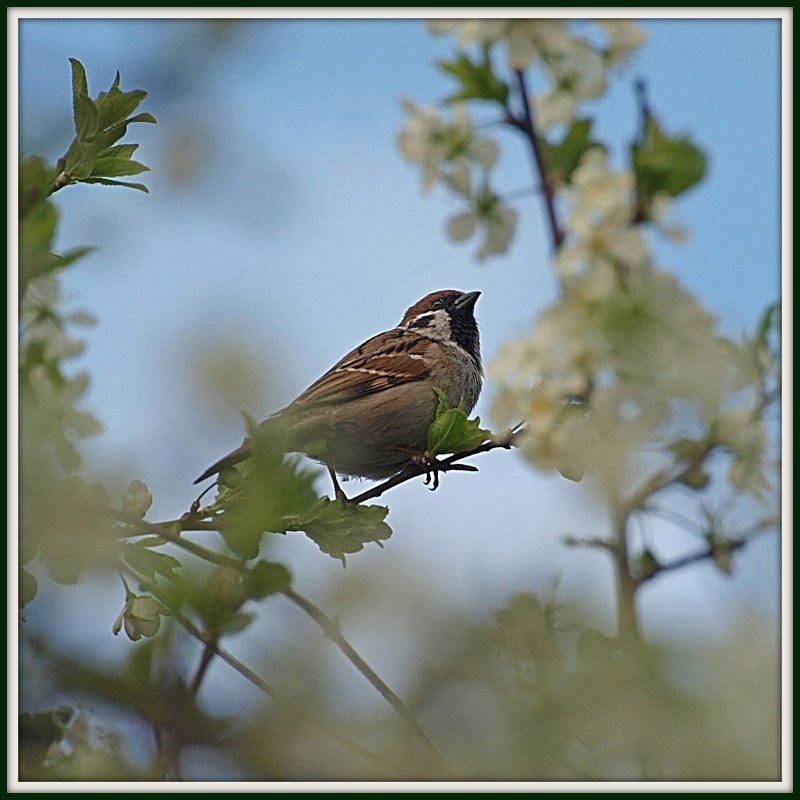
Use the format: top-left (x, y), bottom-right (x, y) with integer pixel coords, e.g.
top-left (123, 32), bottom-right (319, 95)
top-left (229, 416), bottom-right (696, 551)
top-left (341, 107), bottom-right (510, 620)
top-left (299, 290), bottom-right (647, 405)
top-left (397, 100), bottom-right (498, 193)
top-left (446, 190), bottom-right (518, 260)
top-left (596, 20), bottom-right (649, 65)
top-left (113, 595), bottom-right (162, 641)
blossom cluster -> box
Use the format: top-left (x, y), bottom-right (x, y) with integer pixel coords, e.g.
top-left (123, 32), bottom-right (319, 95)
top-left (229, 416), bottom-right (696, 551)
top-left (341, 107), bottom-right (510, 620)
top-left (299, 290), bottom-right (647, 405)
top-left (397, 19), bottom-right (648, 261)
top-left (489, 148), bottom-right (772, 500)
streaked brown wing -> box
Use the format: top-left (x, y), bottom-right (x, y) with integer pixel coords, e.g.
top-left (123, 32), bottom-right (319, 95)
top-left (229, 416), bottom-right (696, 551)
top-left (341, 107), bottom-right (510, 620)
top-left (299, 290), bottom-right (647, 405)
top-left (287, 330), bottom-right (432, 409)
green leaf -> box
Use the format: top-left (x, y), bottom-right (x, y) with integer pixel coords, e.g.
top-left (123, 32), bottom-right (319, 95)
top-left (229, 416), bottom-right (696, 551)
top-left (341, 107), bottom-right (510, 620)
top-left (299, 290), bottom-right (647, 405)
top-left (19, 155), bottom-right (53, 218)
top-left (541, 119), bottom-right (600, 186)
top-left (246, 560), bottom-right (292, 598)
top-left (125, 111), bottom-right (157, 125)
top-left (94, 86), bottom-right (148, 132)
top-left (19, 200), bottom-right (58, 288)
top-left (69, 57), bottom-right (89, 98)
top-left (120, 542), bottom-right (181, 582)
top-left (63, 137), bottom-right (94, 180)
top-left (52, 245), bottom-right (95, 270)
top-left (90, 157), bottom-right (150, 178)
top-left (97, 143), bottom-right (139, 160)
top-left (219, 611), bottom-right (254, 634)
top-left (20, 568), bottom-right (38, 607)
top-left (218, 422), bottom-right (319, 560)
top-left (291, 498), bottom-right (392, 565)
top-left (632, 116), bottom-right (706, 207)
top-left (427, 387), bottom-right (491, 457)
top-left (634, 549), bottom-right (660, 579)
top-left (73, 92), bottom-right (99, 139)
top-left (754, 302), bottom-right (780, 351)
top-left (80, 177), bottom-right (150, 193)
top-left (438, 45), bottom-right (509, 105)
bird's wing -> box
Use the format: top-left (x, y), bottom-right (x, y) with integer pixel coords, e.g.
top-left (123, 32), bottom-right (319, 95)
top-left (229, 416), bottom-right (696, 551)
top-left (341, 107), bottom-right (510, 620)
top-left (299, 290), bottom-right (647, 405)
top-left (285, 329), bottom-right (433, 409)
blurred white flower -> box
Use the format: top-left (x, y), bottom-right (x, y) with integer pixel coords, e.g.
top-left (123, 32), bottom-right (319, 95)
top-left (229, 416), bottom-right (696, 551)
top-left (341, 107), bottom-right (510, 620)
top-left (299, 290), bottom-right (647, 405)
top-left (113, 595), bottom-right (162, 641)
top-left (427, 19), bottom-right (509, 47)
top-left (397, 100), bottom-right (498, 193)
top-left (596, 20), bottom-right (649, 65)
top-left (446, 188), bottom-right (518, 260)
top-left (507, 20), bottom-right (573, 69)
top-left (713, 409), bottom-right (772, 499)
top-left (532, 41), bottom-right (607, 130)
top-left (121, 479), bottom-right (153, 519)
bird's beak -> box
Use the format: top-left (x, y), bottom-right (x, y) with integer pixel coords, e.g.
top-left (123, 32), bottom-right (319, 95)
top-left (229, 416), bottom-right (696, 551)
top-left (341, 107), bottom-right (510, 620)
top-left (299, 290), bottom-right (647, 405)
top-left (454, 290), bottom-right (481, 312)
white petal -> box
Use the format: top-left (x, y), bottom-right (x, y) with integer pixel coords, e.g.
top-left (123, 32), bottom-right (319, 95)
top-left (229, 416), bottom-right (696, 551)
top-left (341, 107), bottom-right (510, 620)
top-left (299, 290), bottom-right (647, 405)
top-left (447, 211), bottom-right (477, 241)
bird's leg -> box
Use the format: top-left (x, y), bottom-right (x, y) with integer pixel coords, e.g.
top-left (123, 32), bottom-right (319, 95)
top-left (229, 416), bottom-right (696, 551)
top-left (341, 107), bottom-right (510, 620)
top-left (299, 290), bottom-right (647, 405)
top-left (327, 466), bottom-right (349, 503)
top-left (412, 453), bottom-right (444, 491)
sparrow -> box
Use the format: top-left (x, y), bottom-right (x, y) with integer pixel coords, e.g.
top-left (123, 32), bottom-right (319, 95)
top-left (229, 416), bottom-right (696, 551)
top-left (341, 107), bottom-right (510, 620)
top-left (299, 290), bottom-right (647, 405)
top-left (195, 289), bottom-right (483, 498)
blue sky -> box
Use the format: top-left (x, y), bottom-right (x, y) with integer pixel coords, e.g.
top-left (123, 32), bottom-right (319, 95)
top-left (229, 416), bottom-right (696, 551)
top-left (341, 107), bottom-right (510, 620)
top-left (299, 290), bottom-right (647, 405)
top-left (16, 13), bottom-right (783, 700)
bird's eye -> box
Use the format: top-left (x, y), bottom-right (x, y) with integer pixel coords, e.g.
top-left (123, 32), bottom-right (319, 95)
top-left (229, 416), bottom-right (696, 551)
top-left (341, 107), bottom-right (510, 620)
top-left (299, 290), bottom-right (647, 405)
top-left (431, 299), bottom-right (444, 310)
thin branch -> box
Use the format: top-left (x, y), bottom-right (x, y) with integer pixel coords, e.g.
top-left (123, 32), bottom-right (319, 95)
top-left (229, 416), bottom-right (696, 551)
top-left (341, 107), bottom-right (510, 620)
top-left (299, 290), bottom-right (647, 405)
top-left (621, 442), bottom-right (714, 518)
top-left (189, 639), bottom-right (217, 698)
top-left (282, 587), bottom-right (444, 770)
top-left (88, 503), bottom-right (243, 569)
top-left (118, 563), bottom-right (379, 766)
top-left (508, 70), bottom-right (564, 251)
top-left (636, 515), bottom-right (779, 586)
top-left (349, 428), bottom-right (523, 505)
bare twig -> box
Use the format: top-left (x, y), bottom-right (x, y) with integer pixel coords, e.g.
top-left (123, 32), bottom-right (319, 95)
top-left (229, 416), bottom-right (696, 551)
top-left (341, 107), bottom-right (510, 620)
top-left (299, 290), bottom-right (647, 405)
top-left (282, 587), bottom-right (444, 770)
top-left (636, 515), bottom-right (779, 586)
top-left (119, 564), bottom-right (379, 766)
top-left (507, 70), bottom-right (564, 251)
top-left (349, 428), bottom-right (523, 505)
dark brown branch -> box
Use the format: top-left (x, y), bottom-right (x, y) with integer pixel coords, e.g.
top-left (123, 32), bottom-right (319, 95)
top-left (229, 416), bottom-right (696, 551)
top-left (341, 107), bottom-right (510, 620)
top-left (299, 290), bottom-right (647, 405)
top-left (349, 428), bottom-right (523, 505)
top-left (119, 564), bottom-right (379, 766)
top-left (636, 515), bottom-right (779, 587)
top-left (88, 503), bottom-right (243, 569)
top-left (190, 638), bottom-right (218, 698)
top-left (282, 587), bottom-right (444, 770)
top-left (508, 70), bottom-right (564, 251)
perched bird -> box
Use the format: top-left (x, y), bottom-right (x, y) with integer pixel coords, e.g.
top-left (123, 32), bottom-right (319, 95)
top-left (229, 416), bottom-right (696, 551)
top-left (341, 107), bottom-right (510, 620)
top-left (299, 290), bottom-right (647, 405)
top-left (195, 289), bottom-right (483, 497)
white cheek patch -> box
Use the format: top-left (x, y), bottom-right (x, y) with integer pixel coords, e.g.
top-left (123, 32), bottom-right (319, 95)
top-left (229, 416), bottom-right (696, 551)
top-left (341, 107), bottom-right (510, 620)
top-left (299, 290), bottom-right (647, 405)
top-left (418, 310), bottom-right (452, 340)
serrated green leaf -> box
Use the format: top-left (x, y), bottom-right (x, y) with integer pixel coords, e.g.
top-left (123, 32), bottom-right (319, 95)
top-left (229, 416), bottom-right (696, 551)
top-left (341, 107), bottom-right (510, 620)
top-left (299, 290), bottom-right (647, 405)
top-left (246, 560), bottom-right (292, 598)
top-left (292, 498), bottom-right (392, 565)
top-left (73, 93), bottom-right (99, 139)
top-left (125, 111), bottom-right (157, 125)
top-left (427, 387), bottom-right (491, 456)
top-left (69, 58), bottom-right (89, 98)
top-left (63, 137), bottom-right (94, 180)
top-left (97, 143), bottom-right (138, 160)
top-left (91, 157), bottom-right (150, 178)
top-left (120, 542), bottom-right (181, 582)
top-left (79, 177), bottom-right (150, 193)
top-left (94, 86), bottom-right (148, 133)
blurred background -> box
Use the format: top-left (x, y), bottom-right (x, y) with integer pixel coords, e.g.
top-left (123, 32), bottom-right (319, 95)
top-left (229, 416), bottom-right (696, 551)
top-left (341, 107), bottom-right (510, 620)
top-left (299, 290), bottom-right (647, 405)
top-left (16, 14), bottom-right (783, 781)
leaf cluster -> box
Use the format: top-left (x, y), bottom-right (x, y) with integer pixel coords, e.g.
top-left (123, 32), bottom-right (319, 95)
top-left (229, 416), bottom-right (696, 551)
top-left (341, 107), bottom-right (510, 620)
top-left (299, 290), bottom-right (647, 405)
top-left (59, 58), bottom-right (156, 192)
top-left (438, 46), bottom-right (510, 105)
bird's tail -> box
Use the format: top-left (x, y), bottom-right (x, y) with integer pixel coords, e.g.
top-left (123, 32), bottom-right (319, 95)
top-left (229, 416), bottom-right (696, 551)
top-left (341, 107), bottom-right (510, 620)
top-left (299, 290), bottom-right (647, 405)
top-left (193, 442), bottom-right (251, 484)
